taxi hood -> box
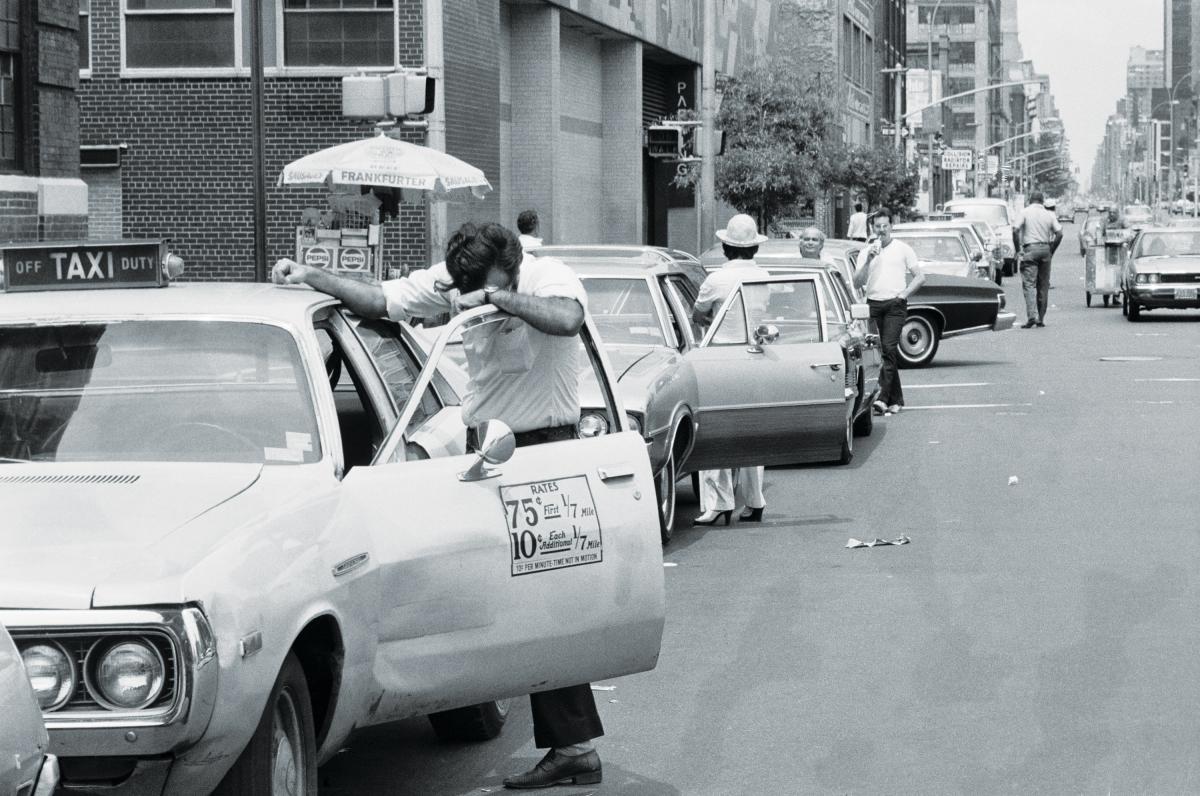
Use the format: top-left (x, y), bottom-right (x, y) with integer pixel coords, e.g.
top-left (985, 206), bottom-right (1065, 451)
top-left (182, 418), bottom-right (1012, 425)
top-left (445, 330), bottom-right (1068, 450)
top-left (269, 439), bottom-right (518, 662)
top-left (1133, 254), bottom-right (1200, 272)
top-left (0, 463), bottom-right (261, 609)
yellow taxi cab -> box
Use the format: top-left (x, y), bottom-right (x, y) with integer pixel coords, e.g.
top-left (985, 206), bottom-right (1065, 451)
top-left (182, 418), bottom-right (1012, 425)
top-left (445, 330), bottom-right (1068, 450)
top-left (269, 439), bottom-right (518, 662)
top-left (0, 240), bottom-right (665, 795)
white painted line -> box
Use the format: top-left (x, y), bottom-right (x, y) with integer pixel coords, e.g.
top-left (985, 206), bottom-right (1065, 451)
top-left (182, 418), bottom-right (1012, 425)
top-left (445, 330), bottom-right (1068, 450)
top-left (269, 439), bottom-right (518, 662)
top-left (904, 403), bottom-right (1035, 411)
top-left (1132, 376), bottom-right (1200, 384)
top-left (905, 382), bottom-right (992, 389)
top-left (1135, 400), bottom-right (1177, 405)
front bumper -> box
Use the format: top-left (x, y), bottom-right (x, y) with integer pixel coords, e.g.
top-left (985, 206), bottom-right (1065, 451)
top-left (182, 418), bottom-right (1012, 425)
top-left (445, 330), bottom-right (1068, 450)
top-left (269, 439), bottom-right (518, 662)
top-left (992, 311), bottom-right (1016, 331)
top-left (1129, 284), bottom-right (1200, 308)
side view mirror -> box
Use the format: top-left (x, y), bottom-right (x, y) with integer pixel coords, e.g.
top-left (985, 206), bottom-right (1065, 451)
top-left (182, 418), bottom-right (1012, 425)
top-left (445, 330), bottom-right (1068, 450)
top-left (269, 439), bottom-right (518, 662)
top-left (971, 251), bottom-right (984, 262)
top-left (754, 324), bottom-right (779, 344)
top-left (850, 303), bottom-right (870, 321)
top-left (459, 419), bottom-right (515, 482)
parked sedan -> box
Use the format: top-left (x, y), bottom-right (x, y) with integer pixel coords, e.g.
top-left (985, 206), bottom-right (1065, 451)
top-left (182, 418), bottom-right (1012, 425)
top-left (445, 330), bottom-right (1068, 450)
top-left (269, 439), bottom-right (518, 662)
top-left (1, 621), bottom-right (58, 796)
top-left (1121, 226), bottom-right (1200, 321)
top-left (566, 257), bottom-right (869, 542)
top-left (894, 220), bottom-right (999, 282)
top-left (703, 239), bottom-right (1014, 367)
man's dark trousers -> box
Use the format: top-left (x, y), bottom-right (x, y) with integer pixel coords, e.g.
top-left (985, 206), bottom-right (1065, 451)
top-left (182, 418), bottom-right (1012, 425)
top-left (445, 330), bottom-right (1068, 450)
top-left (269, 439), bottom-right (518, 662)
top-left (1019, 243), bottom-right (1053, 323)
top-left (468, 423), bottom-right (604, 749)
top-left (869, 297), bottom-right (907, 407)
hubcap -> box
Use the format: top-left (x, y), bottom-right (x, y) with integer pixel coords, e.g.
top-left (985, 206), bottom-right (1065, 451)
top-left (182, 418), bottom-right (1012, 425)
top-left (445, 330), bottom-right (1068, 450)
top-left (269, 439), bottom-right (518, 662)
top-left (270, 689), bottom-right (304, 796)
top-left (900, 320), bottom-right (930, 359)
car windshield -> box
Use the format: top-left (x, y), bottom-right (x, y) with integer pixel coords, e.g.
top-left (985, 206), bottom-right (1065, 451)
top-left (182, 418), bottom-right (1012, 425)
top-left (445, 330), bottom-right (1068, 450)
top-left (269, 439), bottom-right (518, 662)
top-left (947, 203), bottom-right (1009, 227)
top-left (894, 236), bottom-right (967, 262)
top-left (1125, 206), bottom-right (1152, 218)
top-left (0, 321), bottom-right (321, 464)
top-left (579, 277), bottom-right (666, 346)
top-left (1133, 232), bottom-right (1200, 258)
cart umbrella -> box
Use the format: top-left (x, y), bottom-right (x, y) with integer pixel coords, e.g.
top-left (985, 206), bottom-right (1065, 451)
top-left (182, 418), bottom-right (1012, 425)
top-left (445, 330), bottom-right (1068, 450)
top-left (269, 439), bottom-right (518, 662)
top-left (278, 133), bottom-right (492, 198)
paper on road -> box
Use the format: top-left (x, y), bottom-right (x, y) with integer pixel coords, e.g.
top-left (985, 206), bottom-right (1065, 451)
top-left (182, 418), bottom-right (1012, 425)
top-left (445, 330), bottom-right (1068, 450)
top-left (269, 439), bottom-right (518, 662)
top-left (845, 536), bottom-right (911, 549)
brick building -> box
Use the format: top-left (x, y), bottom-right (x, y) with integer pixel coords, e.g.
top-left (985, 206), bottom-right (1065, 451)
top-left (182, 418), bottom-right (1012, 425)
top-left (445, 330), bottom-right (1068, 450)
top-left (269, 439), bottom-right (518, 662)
top-left (0, 0), bottom-right (87, 244)
top-left (77, 1), bottom-right (776, 281)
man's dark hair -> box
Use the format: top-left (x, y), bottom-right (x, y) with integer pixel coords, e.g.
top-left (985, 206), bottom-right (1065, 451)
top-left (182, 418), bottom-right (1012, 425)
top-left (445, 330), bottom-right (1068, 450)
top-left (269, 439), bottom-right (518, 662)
top-left (516, 209), bottom-right (539, 235)
top-left (872, 207), bottom-right (893, 225)
top-left (722, 243), bottom-right (758, 260)
top-left (1029, 191), bottom-right (1045, 204)
top-left (442, 223), bottom-right (523, 293)
top-left (854, 202), bottom-right (863, 212)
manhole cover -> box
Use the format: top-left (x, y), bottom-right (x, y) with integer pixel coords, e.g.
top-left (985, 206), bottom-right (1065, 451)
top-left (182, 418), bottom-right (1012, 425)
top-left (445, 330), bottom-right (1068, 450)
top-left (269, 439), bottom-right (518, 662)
top-left (1099, 356), bottom-right (1163, 362)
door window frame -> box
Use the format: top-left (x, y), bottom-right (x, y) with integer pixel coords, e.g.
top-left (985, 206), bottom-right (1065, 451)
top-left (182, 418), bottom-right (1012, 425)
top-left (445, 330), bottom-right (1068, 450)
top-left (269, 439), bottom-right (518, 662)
top-left (700, 274), bottom-right (829, 348)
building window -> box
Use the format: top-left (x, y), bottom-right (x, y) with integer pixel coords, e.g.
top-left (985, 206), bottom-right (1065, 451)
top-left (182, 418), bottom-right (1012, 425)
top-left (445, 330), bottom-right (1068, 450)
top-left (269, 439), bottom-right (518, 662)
top-left (0, 0), bottom-right (19, 171)
top-left (79, 0), bottom-right (90, 71)
top-left (842, 16), bottom-right (853, 82)
top-left (283, 0), bottom-right (393, 68)
top-left (124, 0), bottom-right (235, 70)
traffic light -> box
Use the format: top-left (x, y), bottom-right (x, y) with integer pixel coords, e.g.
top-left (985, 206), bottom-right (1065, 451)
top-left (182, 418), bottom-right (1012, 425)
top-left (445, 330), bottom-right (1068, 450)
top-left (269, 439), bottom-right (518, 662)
top-left (387, 72), bottom-right (436, 116)
top-left (1026, 96), bottom-right (1038, 121)
top-left (647, 125), bottom-right (683, 159)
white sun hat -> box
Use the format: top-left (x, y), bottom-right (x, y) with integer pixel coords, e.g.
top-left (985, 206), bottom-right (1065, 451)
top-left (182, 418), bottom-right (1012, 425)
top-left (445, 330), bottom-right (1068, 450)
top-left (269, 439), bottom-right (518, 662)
top-left (715, 213), bottom-right (769, 247)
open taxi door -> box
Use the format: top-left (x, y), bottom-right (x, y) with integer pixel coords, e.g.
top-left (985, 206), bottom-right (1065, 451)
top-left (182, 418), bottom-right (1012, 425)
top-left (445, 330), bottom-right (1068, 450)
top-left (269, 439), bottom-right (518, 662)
top-left (337, 307), bottom-right (665, 723)
top-left (682, 274), bottom-right (851, 470)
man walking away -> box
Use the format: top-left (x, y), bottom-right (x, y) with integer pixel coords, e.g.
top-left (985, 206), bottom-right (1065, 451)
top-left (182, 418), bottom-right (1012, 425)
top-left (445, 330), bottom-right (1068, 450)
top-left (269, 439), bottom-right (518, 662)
top-left (1014, 191), bottom-right (1063, 328)
top-left (517, 209), bottom-right (543, 250)
top-left (854, 208), bottom-right (925, 416)
top-left (847, 202), bottom-right (869, 242)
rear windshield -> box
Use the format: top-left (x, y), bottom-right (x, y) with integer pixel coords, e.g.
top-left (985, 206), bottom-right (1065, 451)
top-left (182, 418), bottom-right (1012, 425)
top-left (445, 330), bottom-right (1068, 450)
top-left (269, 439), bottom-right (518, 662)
top-left (894, 236), bottom-right (967, 262)
top-left (948, 203), bottom-right (1010, 227)
top-left (0, 321), bottom-right (321, 464)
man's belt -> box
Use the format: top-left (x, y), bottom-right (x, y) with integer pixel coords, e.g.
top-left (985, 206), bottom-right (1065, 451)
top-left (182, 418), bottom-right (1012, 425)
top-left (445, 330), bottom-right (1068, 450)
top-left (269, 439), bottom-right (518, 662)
top-left (467, 423), bottom-right (577, 451)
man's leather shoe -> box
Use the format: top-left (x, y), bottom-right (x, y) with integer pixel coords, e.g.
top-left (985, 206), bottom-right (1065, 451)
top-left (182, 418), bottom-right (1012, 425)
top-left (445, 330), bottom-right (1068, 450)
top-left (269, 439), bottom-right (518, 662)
top-left (1021, 320), bottom-right (1037, 329)
top-left (1035, 321), bottom-right (1045, 327)
top-left (503, 749), bottom-right (602, 789)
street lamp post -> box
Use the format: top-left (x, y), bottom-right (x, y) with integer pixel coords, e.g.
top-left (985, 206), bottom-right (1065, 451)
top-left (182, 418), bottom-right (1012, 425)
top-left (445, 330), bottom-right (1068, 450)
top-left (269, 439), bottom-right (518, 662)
top-left (1168, 73), bottom-right (1192, 200)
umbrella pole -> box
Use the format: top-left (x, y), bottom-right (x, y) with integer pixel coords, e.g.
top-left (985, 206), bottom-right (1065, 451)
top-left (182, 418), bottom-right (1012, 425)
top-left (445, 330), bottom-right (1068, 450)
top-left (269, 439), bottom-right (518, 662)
top-left (249, 0), bottom-right (268, 282)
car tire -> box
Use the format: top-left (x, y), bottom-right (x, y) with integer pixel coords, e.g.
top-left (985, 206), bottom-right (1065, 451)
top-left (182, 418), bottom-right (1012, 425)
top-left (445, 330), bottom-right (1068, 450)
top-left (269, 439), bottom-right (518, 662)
top-left (1128, 299), bottom-right (1141, 321)
top-left (428, 699), bottom-right (511, 743)
top-left (214, 652), bottom-right (317, 796)
top-left (898, 313), bottom-right (940, 368)
top-left (655, 450), bottom-right (677, 545)
top-left (853, 401), bottom-right (874, 437)
top-left (836, 414), bottom-right (854, 465)
top-left (1122, 291), bottom-right (1129, 316)
top-left (1086, 291), bottom-right (1092, 307)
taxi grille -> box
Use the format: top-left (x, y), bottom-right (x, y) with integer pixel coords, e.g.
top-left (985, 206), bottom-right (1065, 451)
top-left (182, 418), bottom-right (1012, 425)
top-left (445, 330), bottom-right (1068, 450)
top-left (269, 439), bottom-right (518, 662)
top-left (1165, 273), bottom-right (1200, 284)
top-left (0, 474), bottom-right (140, 485)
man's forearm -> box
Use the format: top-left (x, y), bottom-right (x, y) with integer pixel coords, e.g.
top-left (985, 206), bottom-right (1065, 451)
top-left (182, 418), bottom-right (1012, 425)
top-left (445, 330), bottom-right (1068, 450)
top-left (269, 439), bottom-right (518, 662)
top-left (900, 272), bottom-right (926, 300)
top-left (489, 291), bottom-right (584, 336)
top-left (303, 268), bottom-right (388, 318)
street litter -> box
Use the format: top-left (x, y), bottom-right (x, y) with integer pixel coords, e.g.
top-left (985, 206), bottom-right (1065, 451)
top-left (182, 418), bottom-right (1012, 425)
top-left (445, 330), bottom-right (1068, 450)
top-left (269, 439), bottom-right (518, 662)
top-left (591, 685), bottom-right (616, 691)
top-left (1008, 476), bottom-right (1019, 485)
top-left (663, 562), bottom-right (678, 568)
top-left (845, 536), bottom-right (910, 548)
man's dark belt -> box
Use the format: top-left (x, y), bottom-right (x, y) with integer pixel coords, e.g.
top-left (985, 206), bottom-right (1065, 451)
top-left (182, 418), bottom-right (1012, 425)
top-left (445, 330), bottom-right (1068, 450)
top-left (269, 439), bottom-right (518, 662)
top-left (467, 423), bottom-right (577, 451)
top-left (1022, 242), bottom-right (1051, 248)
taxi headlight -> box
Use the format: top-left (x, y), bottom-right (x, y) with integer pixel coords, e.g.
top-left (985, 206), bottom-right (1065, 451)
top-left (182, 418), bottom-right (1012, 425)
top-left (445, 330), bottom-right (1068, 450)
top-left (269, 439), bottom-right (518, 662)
top-left (1136, 273), bottom-right (1160, 284)
top-left (577, 413), bottom-right (609, 438)
top-left (624, 413), bottom-right (643, 435)
top-left (87, 640), bottom-right (165, 710)
top-left (21, 642), bottom-right (75, 711)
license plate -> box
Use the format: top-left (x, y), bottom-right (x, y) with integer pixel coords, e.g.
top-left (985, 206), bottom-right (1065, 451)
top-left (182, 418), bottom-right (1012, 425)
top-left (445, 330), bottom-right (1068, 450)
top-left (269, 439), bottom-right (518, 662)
top-left (1176, 288), bottom-right (1197, 300)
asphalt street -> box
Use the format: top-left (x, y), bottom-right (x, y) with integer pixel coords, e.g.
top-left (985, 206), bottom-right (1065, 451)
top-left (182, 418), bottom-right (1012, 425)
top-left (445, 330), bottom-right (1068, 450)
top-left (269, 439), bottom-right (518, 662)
top-left (319, 223), bottom-right (1200, 794)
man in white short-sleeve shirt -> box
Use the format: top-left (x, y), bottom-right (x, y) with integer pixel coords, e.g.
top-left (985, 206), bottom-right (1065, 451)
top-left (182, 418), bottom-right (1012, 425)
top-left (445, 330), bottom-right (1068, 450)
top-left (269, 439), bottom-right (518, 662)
top-left (273, 223), bottom-right (608, 789)
top-left (1013, 191), bottom-right (1063, 328)
top-left (853, 208), bottom-right (925, 415)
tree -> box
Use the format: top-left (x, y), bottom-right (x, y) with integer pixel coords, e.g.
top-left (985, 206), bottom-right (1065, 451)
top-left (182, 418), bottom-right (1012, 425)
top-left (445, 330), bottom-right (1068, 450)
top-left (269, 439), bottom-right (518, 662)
top-left (818, 143), bottom-right (919, 216)
top-left (675, 59), bottom-right (836, 229)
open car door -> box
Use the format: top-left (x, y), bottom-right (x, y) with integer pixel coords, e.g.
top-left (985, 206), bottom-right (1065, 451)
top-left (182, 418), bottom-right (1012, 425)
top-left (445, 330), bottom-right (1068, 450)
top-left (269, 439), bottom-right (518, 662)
top-left (336, 307), bottom-right (665, 723)
top-left (683, 274), bottom-right (851, 470)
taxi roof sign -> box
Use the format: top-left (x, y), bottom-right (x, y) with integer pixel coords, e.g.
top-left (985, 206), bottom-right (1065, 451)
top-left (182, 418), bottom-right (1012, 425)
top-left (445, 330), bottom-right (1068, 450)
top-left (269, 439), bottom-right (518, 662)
top-left (1, 240), bottom-right (167, 293)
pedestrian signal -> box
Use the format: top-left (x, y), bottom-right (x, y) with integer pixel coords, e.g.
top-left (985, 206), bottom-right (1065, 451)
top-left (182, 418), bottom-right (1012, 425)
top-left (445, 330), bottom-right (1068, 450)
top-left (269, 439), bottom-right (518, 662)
top-left (387, 73), bottom-right (436, 116)
top-left (647, 125), bottom-right (683, 159)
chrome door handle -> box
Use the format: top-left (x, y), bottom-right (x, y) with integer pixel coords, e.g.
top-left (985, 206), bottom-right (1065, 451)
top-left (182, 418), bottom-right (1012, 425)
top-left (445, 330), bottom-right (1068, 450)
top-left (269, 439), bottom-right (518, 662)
top-left (597, 466), bottom-right (636, 481)
top-left (811, 362), bottom-right (842, 371)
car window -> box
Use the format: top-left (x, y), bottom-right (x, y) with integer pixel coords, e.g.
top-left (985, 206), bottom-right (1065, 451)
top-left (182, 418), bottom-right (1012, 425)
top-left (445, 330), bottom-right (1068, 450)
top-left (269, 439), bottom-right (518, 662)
top-left (0, 321), bottom-right (321, 464)
top-left (708, 292), bottom-right (749, 346)
top-left (898, 236), bottom-right (967, 262)
top-left (579, 277), bottom-right (667, 346)
top-left (663, 276), bottom-right (703, 345)
top-left (1133, 232), bottom-right (1200, 257)
top-left (947, 203), bottom-right (1009, 227)
top-left (347, 317), bottom-right (447, 431)
top-left (746, 280), bottom-right (823, 344)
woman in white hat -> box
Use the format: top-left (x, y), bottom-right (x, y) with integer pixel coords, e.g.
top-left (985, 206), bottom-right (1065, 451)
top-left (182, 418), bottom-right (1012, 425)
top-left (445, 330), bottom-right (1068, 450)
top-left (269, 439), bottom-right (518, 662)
top-left (689, 214), bottom-right (771, 526)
